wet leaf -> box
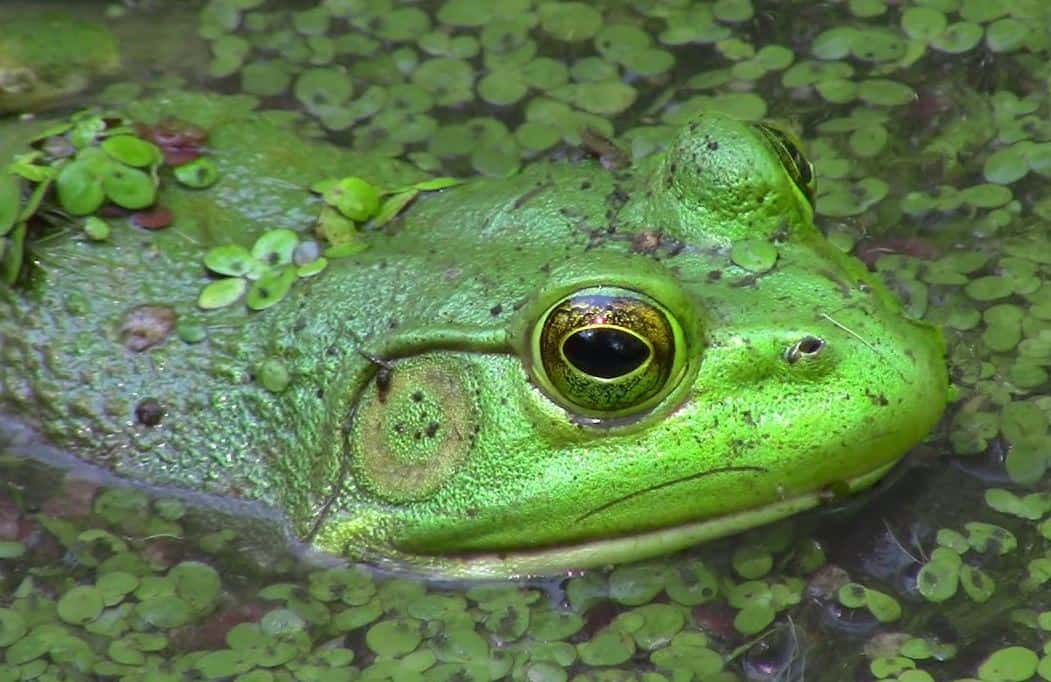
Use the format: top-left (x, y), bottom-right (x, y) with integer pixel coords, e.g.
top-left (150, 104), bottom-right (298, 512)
top-left (56, 159), bottom-right (106, 215)
top-left (246, 265), bottom-right (296, 310)
top-left (174, 157), bottom-right (220, 188)
top-left (198, 277), bottom-right (247, 309)
top-left (324, 177), bottom-right (381, 221)
top-left (101, 135), bottom-right (161, 167)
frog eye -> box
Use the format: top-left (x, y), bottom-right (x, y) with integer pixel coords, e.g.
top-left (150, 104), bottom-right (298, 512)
top-left (532, 287), bottom-right (687, 416)
top-left (755, 122), bottom-right (816, 206)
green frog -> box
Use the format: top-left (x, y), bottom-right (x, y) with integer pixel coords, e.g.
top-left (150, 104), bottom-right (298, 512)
top-left (0, 100), bottom-right (948, 578)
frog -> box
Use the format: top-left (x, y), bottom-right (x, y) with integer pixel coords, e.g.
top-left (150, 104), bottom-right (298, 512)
top-left (0, 96), bottom-right (948, 578)
top-left (0, 10), bottom-right (120, 114)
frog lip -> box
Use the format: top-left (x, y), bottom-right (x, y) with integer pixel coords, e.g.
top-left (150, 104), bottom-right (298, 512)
top-left (372, 462), bottom-right (898, 580)
top-left (574, 464), bottom-right (769, 524)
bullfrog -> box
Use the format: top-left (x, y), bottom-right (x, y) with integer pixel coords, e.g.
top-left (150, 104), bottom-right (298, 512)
top-left (0, 99), bottom-right (948, 578)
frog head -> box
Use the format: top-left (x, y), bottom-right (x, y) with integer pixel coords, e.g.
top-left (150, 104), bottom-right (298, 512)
top-left (312, 114), bottom-right (948, 578)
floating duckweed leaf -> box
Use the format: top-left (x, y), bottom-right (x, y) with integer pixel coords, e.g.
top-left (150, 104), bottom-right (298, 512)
top-left (295, 67), bottom-right (353, 112)
top-left (965, 275), bottom-right (1013, 301)
top-left (58, 585), bottom-right (104, 625)
top-left (960, 565), bottom-right (995, 603)
top-left (961, 183), bottom-right (1012, 208)
top-left (902, 6), bottom-right (948, 41)
top-left (198, 277), bottom-right (248, 309)
top-left (56, 159), bottom-right (106, 215)
top-left (859, 79), bottom-right (916, 106)
top-left (204, 244), bottom-right (255, 277)
top-left (930, 22), bottom-right (983, 53)
top-left (650, 631), bottom-right (723, 677)
top-left (624, 48), bottom-right (676, 76)
top-left (571, 57), bottom-right (619, 83)
top-left (959, 0), bottom-right (1006, 23)
top-left (756, 44), bottom-right (794, 70)
top-left (713, 0), bottom-right (754, 22)
top-left (83, 216), bottom-right (110, 241)
top-left (539, 2), bottom-right (603, 42)
top-left (731, 239), bottom-right (778, 273)
top-left (865, 588), bottom-right (902, 622)
top-left (324, 177), bottom-right (380, 221)
top-left (478, 70), bottom-right (528, 106)
top-left (471, 139), bottom-right (521, 177)
top-left (0, 608), bottom-right (27, 647)
top-left (608, 563), bottom-right (668, 606)
top-left (102, 165), bottom-right (156, 210)
top-left (578, 628), bottom-right (635, 666)
top-left (174, 157), bottom-right (220, 188)
top-left (367, 618), bottom-right (422, 656)
top-left (372, 190), bottom-right (418, 227)
top-left (101, 135), bottom-right (161, 168)
top-left (297, 257), bottom-right (327, 278)
top-left (983, 144), bottom-right (1029, 184)
top-left (849, 125), bottom-right (888, 157)
top-left (570, 81), bottom-right (637, 115)
top-left (412, 57), bottom-right (475, 106)
top-left (985, 18), bottom-right (1029, 52)
top-left (917, 552), bottom-right (960, 602)
top-left (977, 647), bottom-right (1038, 682)
top-left (516, 121), bottom-right (561, 152)
top-left (811, 27), bottom-right (856, 59)
top-left (97, 572), bottom-right (139, 606)
top-left (252, 229), bottom-right (299, 268)
top-left (241, 61), bottom-right (293, 97)
top-left (246, 265), bottom-right (296, 311)
top-left (849, 0), bottom-right (885, 17)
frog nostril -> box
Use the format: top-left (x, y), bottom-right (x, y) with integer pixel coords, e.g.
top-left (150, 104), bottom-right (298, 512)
top-left (784, 335), bottom-right (825, 363)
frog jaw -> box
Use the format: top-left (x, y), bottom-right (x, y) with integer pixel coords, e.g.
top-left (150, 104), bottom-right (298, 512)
top-left (352, 461), bottom-right (896, 580)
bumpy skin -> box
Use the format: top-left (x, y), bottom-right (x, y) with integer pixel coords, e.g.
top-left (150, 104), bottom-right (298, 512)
top-left (0, 100), bottom-right (948, 578)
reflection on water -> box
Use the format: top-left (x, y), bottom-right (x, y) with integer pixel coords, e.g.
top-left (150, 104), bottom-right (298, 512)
top-left (2, 0), bottom-right (1051, 679)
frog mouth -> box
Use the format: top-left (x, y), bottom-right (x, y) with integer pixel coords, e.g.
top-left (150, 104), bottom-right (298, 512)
top-left (574, 464), bottom-right (769, 524)
top-left (370, 461), bottom-right (898, 580)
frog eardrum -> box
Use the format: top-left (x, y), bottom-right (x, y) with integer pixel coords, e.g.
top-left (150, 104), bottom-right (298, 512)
top-left (531, 287), bottom-right (688, 417)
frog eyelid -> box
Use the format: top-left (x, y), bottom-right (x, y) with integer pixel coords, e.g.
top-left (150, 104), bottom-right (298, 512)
top-left (754, 122), bottom-right (816, 206)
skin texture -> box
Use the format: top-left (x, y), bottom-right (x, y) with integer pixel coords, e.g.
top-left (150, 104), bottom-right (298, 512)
top-left (0, 98), bottom-right (949, 578)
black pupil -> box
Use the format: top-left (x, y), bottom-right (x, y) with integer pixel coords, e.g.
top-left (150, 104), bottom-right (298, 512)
top-left (563, 328), bottom-right (649, 379)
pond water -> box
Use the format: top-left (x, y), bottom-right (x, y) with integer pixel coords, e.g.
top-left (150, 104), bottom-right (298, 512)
top-left (1, 0), bottom-right (1051, 680)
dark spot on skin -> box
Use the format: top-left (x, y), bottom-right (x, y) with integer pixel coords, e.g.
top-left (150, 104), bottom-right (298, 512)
top-left (706, 138), bottom-right (719, 151)
top-left (466, 508), bottom-right (478, 517)
top-left (388, 318), bottom-right (398, 329)
top-left (631, 230), bottom-right (662, 254)
top-left (425, 422), bottom-right (439, 438)
top-left (394, 422), bottom-right (405, 434)
top-left (489, 304), bottom-right (503, 316)
top-left (135, 398), bottom-right (164, 427)
top-left (411, 391), bottom-right (423, 402)
top-left (707, 270), bottom-right (723, 282)
top-left (293, 317), bottom-right (307, 331)
top-left (120, 304), bottom-right (176, 352)
top-left (580, 180), bottom-right (592, 190)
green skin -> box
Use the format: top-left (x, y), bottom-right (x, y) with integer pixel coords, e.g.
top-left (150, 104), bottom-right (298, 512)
top-left (0, 97), bottom-right (949, 578)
